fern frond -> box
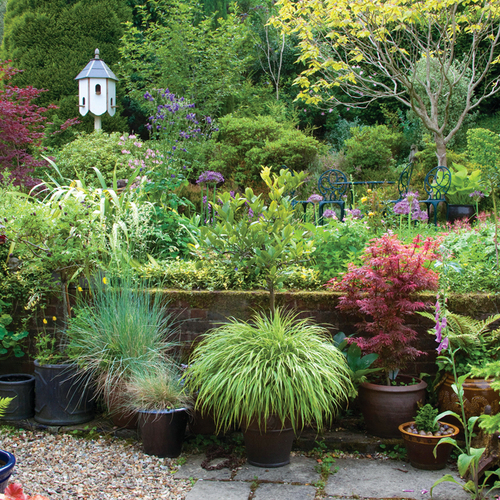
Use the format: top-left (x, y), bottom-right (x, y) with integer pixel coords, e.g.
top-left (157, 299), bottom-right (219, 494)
top-left (0, 396), bottom-right (14, 418)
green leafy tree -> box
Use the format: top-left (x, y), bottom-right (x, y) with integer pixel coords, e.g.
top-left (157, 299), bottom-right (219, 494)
top-left (191, 167), bottom-right (313, 313)
top-left (273, 0), bottom-right (500, 167)
top-left (118, 0), bottom-right (253, 119)
top-left (1, 0), bottom-right (132, 132)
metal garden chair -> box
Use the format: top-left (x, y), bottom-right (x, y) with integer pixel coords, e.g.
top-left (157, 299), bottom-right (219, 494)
top-left (421, 165), bottom-right (452, 226)
top-left (318, 169), bottom-right (348, 223)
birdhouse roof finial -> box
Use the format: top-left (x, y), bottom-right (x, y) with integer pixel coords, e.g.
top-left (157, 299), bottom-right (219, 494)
top-left (95, 48), bottom-right (100, 59)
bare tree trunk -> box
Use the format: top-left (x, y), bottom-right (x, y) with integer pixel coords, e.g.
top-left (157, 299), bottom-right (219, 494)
top-left (434, 134), bottom-right (447, 167)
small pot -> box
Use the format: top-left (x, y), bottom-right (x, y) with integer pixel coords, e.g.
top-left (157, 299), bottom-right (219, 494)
top-left (138, 408), bottom-right (188, 458)
top-left (243, 415), bottom-right (295, 468)
top-left (447, 204), bottom-right (476, 224)
top-left (0, 449), bottom-right (15, 493)
top-left (0, 374), bottom-right (35, 420)
top-left (399, 421), bottom-right (460, 470)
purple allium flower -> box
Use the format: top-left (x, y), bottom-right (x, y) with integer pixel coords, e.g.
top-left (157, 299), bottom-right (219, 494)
top-left (196, 171), bottom-right (225, 184)
top-left (322, 209), bottom-right (337, 219)
top-left (346, 208), bottom-right (363, 219)
top-left (307, 194), bottom-right (323, 204)
top-left (470, 190), bottom-right (485, 200)
top-left (393, 191), bottom-right (428, 221)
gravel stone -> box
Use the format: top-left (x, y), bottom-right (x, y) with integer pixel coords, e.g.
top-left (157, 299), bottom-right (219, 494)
top-left (0, 429), bottom-right (193, 499)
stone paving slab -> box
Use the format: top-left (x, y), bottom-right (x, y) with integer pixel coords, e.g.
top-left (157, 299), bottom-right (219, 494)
top-left (174, 454), bottom-right (233, 480)
top-left (234, 455), bottom-right (320, 484)
top-left (324, 457), bottom-right (471, 499)
top-left (253, 483), bottom-right (316, 500)
top-left (185, 480), bottom-right (251, 500)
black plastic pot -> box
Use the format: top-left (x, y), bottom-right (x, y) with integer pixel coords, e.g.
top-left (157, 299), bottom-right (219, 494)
top-left (34, 361), bottom-right (94, 425)
top-left (0, 449), bottom-right (15, 493)
top-left (447, 204), bottom-right (475, 224)
top-left (0, 374), bottom-right (35, 420)
top-left (243, 415), bottom-right (295, 468)
top-left (138, 408), bottom-right (188, 458)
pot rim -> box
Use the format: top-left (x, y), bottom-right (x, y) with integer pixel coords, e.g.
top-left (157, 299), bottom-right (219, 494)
top-left (0, 374), bottom-right (35, 383)
top-left (361, 375), bottom-right (427, 393)
top-left (0, 449), bottom-right (15, 470)
top-left (137, 407), bottom-right (188, 415)
top-left (398, 421), bottom-right (460, 439)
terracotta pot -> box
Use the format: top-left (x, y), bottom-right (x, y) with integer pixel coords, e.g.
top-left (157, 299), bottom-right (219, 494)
top-left (243, 415), bottom-right (295, 468)
top-left (358, 375), bottom-right (427, 438)
top-left (438, 374), bottom-right (499, 429)
top-left (399, 421), bottom-right (460, 470)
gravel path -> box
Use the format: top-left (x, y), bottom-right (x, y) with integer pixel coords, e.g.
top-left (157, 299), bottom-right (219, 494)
top-left (0, 428), bottom-right (193, 499)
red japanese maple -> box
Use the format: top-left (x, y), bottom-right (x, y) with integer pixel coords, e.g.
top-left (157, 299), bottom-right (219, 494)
top-left (327, 233), bottom-right (441, 382)
top-left (0, 61), bottom-right (60, 189)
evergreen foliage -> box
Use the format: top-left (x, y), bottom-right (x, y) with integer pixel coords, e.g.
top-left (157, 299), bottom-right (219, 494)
top-left (1, 0), bottom-right (132, 132)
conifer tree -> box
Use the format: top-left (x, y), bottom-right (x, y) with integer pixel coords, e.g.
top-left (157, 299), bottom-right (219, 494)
top-left (1, 0), bottom-right (132, 132)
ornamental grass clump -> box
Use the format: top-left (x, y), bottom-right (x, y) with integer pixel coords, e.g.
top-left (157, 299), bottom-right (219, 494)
top-left (327, 234), bottom-right (441, 384)
top-left (183, 308), bottom-right (355, 433)
top-left (66, 276), bottom-right (179, 401)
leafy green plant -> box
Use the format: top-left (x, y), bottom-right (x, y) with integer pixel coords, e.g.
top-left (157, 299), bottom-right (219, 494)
top-left (420, 309), bottom-right (500, 376)
top-left (0, 299), bottom-right (28, 360)
top-left (446, 164), bottom-right (484, 205)
top-left (332, 332), bottom-right (381, 386)
top-left (66, 275), bottom-right (179, 403)
top-left (183, 308), bottom-right (355, 433)
top-left (414, 404), bottom-right (439, 434)
top-left (0, 396), bottom-right (14, 418)
top-left (191, 167), bottom-right (314, 312)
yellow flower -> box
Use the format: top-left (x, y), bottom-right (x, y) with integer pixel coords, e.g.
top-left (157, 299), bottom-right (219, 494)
top-left (361, 197), bottom-right (368, 203)
top-left (368, 212), bottom-right (375, 217)
top-left (102, 277), bottom-right (107, 285)
top-left (43, 318), bottom-right (48, 325)
top-left (52, 316), bottom-right (57, 321)
top-left (367, 189), bottom-right (372, 193)
top-left (78, 286), bottom-right (83, 292)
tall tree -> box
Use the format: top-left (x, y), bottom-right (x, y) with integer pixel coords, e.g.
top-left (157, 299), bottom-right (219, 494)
top-left (273, 0), bottom-right (500, 166)
top-left (1, 0), bottom-right (132, 132)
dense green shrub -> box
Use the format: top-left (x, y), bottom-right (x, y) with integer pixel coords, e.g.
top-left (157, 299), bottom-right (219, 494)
top-left (2, 0), bottom-right (131, 132)
top-left (343, 124), bottom-right (403, 181)
top-left (53, 132), bottom-right (134, 184)
top-left (205, 114), bottom-right (325, 187)
top-left (309, 218), bottom-right (373, 281)
top-left (142, 259), bottom-right (321, 291)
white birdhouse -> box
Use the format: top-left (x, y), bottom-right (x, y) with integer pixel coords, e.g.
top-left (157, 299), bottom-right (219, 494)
top-left (75, 48), bottom-right (118, 130)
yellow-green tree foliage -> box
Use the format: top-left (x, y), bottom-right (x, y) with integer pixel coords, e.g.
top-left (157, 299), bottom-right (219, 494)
top-left (273, 0), bottom-right (500, 167)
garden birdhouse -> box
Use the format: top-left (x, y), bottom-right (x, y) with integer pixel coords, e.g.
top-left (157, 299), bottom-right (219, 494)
top-left (75, 48), bottom-right (118, 130)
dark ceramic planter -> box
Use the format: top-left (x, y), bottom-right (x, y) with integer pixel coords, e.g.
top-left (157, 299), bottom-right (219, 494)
top-left (447, 204), bottom-right (475, 224)
top-left (243, 415), bottom-right (295, 468)
top-left (399, 421), bottom-right (460, 470)
top-left (0, 449), bottom-right (15, 493)
top-left (34, 361), bottom-right (94, 425)
top-left (438, 374), bottom-right (499, 434)
top-left (0, 374), bottom-right (35, 420)
top-left (358, 375), bottom-right (427, 438)
top-left (138, 408), bottom-right (188, 458)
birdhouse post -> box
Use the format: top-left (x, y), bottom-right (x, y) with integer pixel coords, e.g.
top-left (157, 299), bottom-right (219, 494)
top-left (75, 48), bottom-right (118, 130)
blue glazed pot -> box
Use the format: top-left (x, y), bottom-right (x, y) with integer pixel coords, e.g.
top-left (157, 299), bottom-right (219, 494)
top-left (0, 449), bottom-right (15, 493)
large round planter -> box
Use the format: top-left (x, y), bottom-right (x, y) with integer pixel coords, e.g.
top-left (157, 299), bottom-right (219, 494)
top-left (448, 204), bottom-right (475, 224)
top-left (138, 408), bottom-right (188, 458)
top-left (34, 361), bottom-right (94, 425)
top-left (399, 421), bottom-right (460, 470)
top-left (358, 375), bottom-right (427, 438)
top-left (438, 374), bottom-right (499, 429)
top-left (0, 374), bottom-right (35, 420)
top-left (243, 415), bottom-right (295, 468)
top-left (0, 449), bottom-right (15, 493)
